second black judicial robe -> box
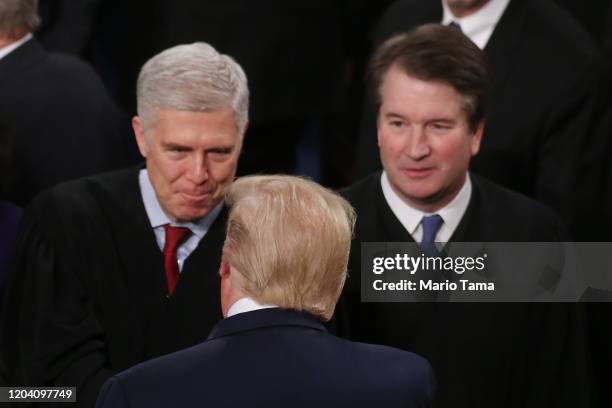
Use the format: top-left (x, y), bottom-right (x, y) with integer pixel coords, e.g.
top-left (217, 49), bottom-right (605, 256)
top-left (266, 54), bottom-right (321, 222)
top-left (337, 172), bottom-right (591, 408)
top-left (0, 167), bottom-right (226, 407)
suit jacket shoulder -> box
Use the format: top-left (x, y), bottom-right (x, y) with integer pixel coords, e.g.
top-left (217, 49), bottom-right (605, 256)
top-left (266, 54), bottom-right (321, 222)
top-left (96, 308), bottom-right (435, 408)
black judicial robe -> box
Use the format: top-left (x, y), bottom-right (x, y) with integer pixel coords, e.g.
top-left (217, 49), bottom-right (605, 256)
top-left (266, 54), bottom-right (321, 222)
top-left (337, 172), bottom-right (591, 408)
top-left (0, 167), bottom-right (226, 407)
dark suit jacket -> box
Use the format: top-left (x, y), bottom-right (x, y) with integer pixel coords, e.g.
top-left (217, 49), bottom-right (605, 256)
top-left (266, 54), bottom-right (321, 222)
top-left (0, 38), bottom-right (135, 206)
top-left (96, 308), bottom-right (435, 408)
top-left (354, 0), bottom-right (602, 235)
top-left (0, 167), bottom-right (226, 407)
top-left (336, 172), bottom-right (590, 408)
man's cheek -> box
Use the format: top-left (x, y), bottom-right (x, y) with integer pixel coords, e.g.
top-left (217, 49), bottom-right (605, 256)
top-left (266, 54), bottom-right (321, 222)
top-left (211, 162), bottom-right (235, 182)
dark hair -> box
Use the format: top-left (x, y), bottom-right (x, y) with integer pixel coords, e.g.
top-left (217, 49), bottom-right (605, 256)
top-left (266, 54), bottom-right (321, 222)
top-left (368, 24), bottom-right (490, 132)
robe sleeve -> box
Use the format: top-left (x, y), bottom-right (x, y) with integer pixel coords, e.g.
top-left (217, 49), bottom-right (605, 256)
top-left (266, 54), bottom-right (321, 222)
top-left (0, 197), bottom-right (114, 408)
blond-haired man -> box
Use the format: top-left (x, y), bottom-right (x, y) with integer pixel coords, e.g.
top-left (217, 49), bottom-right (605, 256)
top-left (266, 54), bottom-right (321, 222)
top-left (96, 175), bottom-right (435, 408)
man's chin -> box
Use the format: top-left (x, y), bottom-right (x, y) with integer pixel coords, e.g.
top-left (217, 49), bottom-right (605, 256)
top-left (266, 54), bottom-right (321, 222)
top-left (396, 184), bottom-right (446, 207)
top-left (173, 206), bottom-right (213, 222)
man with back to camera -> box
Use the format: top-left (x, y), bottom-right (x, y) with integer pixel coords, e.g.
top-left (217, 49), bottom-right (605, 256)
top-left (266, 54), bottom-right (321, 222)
top-left (0, 41), bottom-right (248, 407)
top-left (95, 175), bottom-right (435, 408)
top-left (338, 24), bottom-right (590, 408)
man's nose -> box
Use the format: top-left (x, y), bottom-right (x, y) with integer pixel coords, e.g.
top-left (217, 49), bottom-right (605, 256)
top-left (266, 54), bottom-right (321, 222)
top-left (187, 155), bottom-right (208, 184)
top-left (405, 126), bottom-right (430, 160)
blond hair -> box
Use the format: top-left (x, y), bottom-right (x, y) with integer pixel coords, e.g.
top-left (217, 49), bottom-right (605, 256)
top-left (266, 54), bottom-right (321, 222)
top-left (224, 175), bottom-right (355, 321)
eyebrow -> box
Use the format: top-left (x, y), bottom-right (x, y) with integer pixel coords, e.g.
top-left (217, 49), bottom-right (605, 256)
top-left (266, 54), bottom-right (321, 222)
top-left (208, 145), bottom-right (235, 153)
top-left (384, 113), bottom-right (455, 123)
top-left (161, 142), bottom-right (236, 152)
top-left (385, 112), bottom-right (403, 118)
top-left (430, 118), bottom-right (456, 124)
top-left (162, 142), bottom-right (191, 150)
top-left (385, 113), bottom-right (406, 120)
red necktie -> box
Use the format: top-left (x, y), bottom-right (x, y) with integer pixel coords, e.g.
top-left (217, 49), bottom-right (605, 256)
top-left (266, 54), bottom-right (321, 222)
top-left (162, 224), bottom-right (191, 296)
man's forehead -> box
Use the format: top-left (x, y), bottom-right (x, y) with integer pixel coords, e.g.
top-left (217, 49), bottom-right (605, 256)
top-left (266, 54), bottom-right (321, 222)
top-left (382, 66), bottom-right (457, 94)
top-left (154, 107), bottom-right (235, 121)
top-left (150, 108), bottom-right (236, 130)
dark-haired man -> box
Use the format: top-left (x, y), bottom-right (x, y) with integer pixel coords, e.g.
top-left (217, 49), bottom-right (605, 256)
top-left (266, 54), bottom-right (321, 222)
top-left (340, 24), bottom-right (590, 408)
top-left (354, 0), bottom-right (602, 239)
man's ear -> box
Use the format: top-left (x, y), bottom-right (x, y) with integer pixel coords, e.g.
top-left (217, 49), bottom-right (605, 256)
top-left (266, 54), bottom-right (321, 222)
top-left (470, 120), bottom-right (485, 156)
top-left (219, 257), bottom-right (234, 318)
top-left (132, 116), bottom-right (148, 158)
top-left (219, 258), bottom-right (231, 279)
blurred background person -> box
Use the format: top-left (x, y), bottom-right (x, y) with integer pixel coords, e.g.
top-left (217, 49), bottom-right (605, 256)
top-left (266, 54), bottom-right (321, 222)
top-left (0, 0), bottom-right (136, 206)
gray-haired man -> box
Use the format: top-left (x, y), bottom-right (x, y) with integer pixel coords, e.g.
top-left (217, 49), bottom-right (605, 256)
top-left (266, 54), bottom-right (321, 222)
top-left (0, 42), bottom-right (248, 407)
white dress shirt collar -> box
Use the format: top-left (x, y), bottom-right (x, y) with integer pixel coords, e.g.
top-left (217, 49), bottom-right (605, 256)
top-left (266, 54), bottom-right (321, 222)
top-left (0, 33), bottom-right (33, 61)
top-left (441, 0), bottom-right (510, 49)
top-left (381, 171), bottom-right (472, 243)
top-left (227, 297), bottom-right (278, 317)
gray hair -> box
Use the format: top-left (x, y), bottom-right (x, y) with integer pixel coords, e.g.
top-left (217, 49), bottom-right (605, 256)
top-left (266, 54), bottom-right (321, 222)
top-left (0, 0), bottom-right (40, 37)
top-left (136, 42), bottom-right (249, 134)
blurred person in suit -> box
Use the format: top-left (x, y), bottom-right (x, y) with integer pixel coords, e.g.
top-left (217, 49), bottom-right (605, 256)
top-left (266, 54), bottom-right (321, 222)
top-left (36, 0), bottom-right (101, 55)
top-left (1, 41), bottom-right (248, 407)
top-left (96, 175), bottom-right (435, 408)
top-left (339, 25), bottom-right (591, 408)
top-left (0, 0), bottom-right (135, 205)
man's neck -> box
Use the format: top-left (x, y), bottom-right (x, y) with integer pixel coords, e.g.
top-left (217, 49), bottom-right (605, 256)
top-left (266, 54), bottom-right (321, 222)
top-left (0, 37), bottom-right (15, 48)
top-left (0, 28), bottom-right (31, 48)
top-left (226, 297), bottom-right (277, 318)
top-left (0, 33), bottom-right (33, 61)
